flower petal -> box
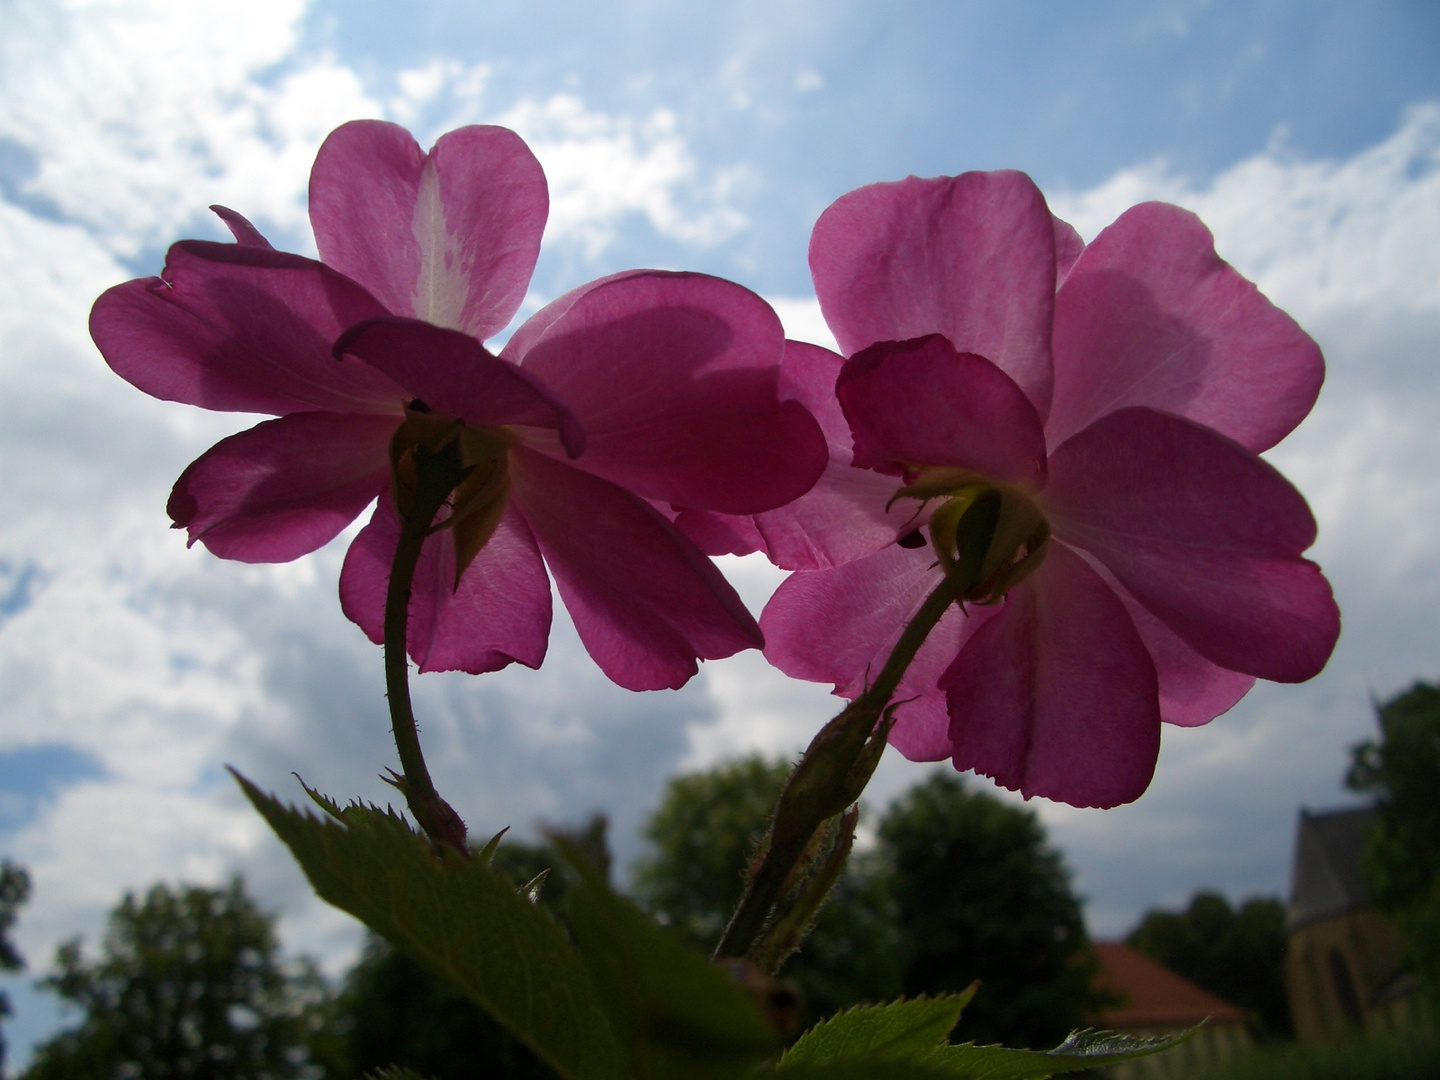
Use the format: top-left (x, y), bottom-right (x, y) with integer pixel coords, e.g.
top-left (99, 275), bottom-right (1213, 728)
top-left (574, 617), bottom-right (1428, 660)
top-left (512, 447), bottom-right (761, 691)
top-left (1047, 202), bottom-right (1324, 453)
top-left (760, 542), bottom-right (983, 757)
top-left (168, 412), bottom-right (394, 562)
top-left (675, 339), bottom-right (908, 568)
top-left (514, 271), bottom-right (828, 514)
top-left (309, 121), bottom-right (547, 340)
top-left (838, 335), bottom-right (1048, 486)
top-left (335, 317), bottom-right (583, 456)
top-left (210, 205), bottom-right (273, 248)
top-left (941, 543), bottom-right (1161, 808)
top-left (338, 496), bottom-right (552, 675)
top-left (1046, 406), bottom-right (1340, 683)
top-left (91, 242), bottom-right (399, 415)
top-left (809, 171), bottom-right (1057, 415)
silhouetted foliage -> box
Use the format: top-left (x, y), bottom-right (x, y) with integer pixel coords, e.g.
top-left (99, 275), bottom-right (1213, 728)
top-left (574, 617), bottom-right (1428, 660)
top-left (1347, 680), bottom-right (1440, 988)
top-left (876, 773), bottom-right (1098, 1048)
top-left (332, 935), bottom-right (559, 1080)
top-left (23, 878), bottom-right (326, 1080)
top-left (632, 757), bottom-right (1098, 1046)
top-left (0, 861), bottom-right (31, 1076)
top-left (1127, 891), bottom-right (1292, 1037)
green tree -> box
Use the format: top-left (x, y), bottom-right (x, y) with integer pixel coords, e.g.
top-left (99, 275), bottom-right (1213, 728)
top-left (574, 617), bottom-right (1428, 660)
top-left (631, 755), bottom-right (791, 951)
top-left (1346, 680), bottom-right (1440, 988)
top-left (876, 773), bottom-right (1098, 1048)
top-left (0, 861), bottom-right (31, 1076)
top-left (23, 878), bottom-right (326, 1080)
top-left (632, 758), bottom-right (1097, 1046)
top-left (1126, 891), bottom-right (1292, 1037)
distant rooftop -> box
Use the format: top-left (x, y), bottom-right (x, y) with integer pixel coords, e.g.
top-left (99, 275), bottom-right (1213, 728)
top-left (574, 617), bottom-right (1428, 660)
top-left (1288, 806), bottom-right (1377, 930)
top-left (1092, 943), bottom-right (1248, 1028)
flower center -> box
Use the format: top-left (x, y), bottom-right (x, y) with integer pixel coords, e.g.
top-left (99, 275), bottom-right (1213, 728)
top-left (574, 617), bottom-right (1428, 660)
top-left (892, 468), bottom-right (1050, 605)
top-left (390, 399), bottom-right (517, 586)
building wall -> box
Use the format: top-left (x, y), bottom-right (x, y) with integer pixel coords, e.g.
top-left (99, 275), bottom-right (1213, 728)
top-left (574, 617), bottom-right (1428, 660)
top-left (1285, 909), bottom-right (1408, 1042)
top-left (1103, 1022), bottom-right (1251, 1080)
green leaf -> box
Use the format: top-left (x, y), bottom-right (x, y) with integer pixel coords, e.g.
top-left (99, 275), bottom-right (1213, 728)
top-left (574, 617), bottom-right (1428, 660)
top-left (554, 837), bottom-right (781, 1080)
top-left (781, 992), bottom-right (974, 1065)
top-left (234, 772), bottom-right (629, 1080)
top-left (919, 1025), bottom-right (1199, 1079)
top-left (362, 1069), bottom-right (434, 1080)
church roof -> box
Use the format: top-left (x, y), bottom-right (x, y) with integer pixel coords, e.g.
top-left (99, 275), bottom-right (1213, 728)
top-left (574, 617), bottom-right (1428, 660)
top-left (1287, 806), bottom-right (1377, 930)
top-left (1091, 943), bottom-right (1248, 1028)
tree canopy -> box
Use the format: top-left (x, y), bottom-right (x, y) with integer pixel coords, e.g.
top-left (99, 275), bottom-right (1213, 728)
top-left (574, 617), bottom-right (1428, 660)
top-left (632, 757), bottom-right (1098, 1047)
top-left (0, 861), bottom-right (31, 1075)
top-left (1346, 679), bottom-right (1440, 987)
top-left (23, 878), bottom-right (326, 1080)
top-left (1126, 891), bottom-right (1292, 1037)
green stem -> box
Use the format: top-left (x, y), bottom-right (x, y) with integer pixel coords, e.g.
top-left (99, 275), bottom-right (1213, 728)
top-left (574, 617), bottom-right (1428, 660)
top-left (714, 569), bottom-right (967, 963)
top-left (384, 452), bottom-right (470, 854)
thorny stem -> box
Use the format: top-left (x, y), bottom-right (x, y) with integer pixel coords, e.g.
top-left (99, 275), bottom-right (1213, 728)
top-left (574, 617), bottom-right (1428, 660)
top-left (714, 568), bottom-right (969, 964)
top-left (384, 447), bottom-right (471, 854)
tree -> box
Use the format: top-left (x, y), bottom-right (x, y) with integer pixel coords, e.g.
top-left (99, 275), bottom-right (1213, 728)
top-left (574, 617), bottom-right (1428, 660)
top-left (1346, 680), bottom-right (1440, 987)
top-left (1126, 891), bottom-right (1292, 1037)
top-left (876, 773), bottom-right (1098, 1048)
top-left (632, 758), bottom-right (1097, 1046)
top-left (23, 878), bottom-right (326, 1080)
top-left (0, 861), bottom-right (31, 1076)
top-left (631, 755), bottom-right (791, 951)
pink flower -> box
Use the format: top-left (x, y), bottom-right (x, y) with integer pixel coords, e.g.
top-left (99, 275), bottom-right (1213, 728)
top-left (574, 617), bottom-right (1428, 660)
top-left (92, 120), bottom-right (827, 691)
top-left (731, 171), bottom-right (1339, 807)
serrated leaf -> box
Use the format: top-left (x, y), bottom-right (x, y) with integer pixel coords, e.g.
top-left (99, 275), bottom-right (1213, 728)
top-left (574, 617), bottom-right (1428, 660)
top-left (919, 1025), bottom-right (1199, 1078)
top-left (234, 772), bottom-right (629, 1080)
top-left (554, 837), bottom-right (781, 1080)
top-left (781, 992), bottom-right (974, 1066)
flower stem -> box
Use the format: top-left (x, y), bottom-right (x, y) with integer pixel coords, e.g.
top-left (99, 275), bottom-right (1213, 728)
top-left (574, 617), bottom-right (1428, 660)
top-left (713, 568), bottom-right (968, 965)
top-left (383, 447), bottom-right (470, 854)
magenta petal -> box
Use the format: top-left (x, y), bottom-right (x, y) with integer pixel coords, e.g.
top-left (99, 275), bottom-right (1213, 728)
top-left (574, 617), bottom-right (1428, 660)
top-left (335, 318), bottom-right (583, 456)
top-left (515, 271), bottom-right (828, 514)
top-left (941, 543), bottom-right (1161, 809)
top-left (1046, 407), bottom-right (1340, 683)
top-left (809, 171), bottom-right (1057, 415)
top-left (761, 542), bottom-right (981, 704)
top-left (310, 120), bottom-right (547, 340)
top-left (512, 448), bottom-right (761, 691)
top-left (838, 335), bottom-right (1047, 486)
top-left (338, 497), bottom-right (551, 675)
top-left (91, 242), bottom-right (399, 415)
top-left (674, 339), bottom-right (908, 568)
top-left (1052, 215), bottom-right (1084, 287)
top-left (210, 205), bottom-right (273, 248)
top-left (1048, 202), bottom-right (1324, 453)
top-left (169, 412), bottom-right (394, 562)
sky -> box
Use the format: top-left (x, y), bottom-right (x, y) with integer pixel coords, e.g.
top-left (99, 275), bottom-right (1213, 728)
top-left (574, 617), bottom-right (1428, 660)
top-left (1, 0), bottom-right (1439, 1062)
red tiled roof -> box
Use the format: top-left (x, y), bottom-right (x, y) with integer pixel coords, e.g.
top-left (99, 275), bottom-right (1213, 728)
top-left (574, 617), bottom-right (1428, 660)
top-left (1091, 943), bottom-right (1248, 1027)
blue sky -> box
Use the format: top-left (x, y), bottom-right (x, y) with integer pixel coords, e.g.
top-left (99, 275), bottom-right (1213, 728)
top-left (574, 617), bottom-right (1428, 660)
top-left (1, 0), bottom-right (1438, 1064)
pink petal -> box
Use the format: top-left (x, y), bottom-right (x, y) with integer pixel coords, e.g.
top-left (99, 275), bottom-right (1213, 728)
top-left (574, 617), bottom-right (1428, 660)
top-left (941, 543), bottom-right (1161, 809)
top-left (809, 171), bottom-right (1057, 415)
top-left (513, 271), bottom-right (828, 514)
top-left (511, 447), bottom-right (762, 691)
top-left (673, 339), bottom-right (908, 568)
top-left (210, 205), bottom-right (273, 248)
top-left (760, 542), bottom-right (984, 752)
top-left (169, 412), bottom-right (395, 562)
top-left (339, 497), bottom-right (552, 675)
top-left (91, 242), bottom-right (400, 416)
top-left (1047, 202), bottom-right (1324, 453)
top-left (334, 317), bottom-right (583, 456)
top-left (309, 121), bottom-right (547, 340)
top-left (1052, 215), bottom-right (1084, 287)
top-left (500, 270), bottom-right (649, 362)
top-left (838, 335), bottom-right (1047, 487)
top-left (1045, 406), bottom-right (1340, 683)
